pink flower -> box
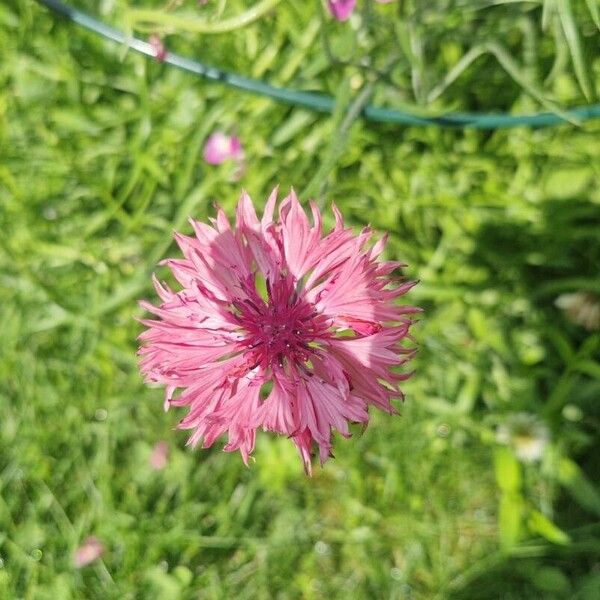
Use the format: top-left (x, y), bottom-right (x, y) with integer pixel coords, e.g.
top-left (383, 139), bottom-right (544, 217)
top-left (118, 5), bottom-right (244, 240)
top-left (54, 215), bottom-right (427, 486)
top-left (149, 34), bottom-right (167, 62)
top-left (149, 441), bottom-right (170, 470)
top-left (327, 0), bottom-right (394, 21)
top-left (203, 132), bottom-right (244, 165)
top-left (328, 0), bottom-right (356, 21)
top-left (138, 189), bottom-right (418, 474)
top-left (74, 536), bottom-right (104, 568)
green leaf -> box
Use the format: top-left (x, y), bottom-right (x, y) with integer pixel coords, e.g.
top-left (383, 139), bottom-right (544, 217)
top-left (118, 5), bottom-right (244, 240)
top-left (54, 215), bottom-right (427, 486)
top-left (576, 573), bottom-right (600, 600)
top-left (271, 110), bottom-right (316, 147)
top-left (172, 566), bottom-right (194, 587)
top-left (530, 566), bottom-right (571, 594)
top-left (126, 0), bottom-right (282, 34)
top-left (499, 493), bottom-right (523, 550)
top-left (574, 359), bottom-right (600, 379)
top-left (585, 0), bottom-right (600, 31)
top-left (456, 369), bottom-right (480, 414)
top-left (556, 0), bottom-right (596, 100)
top-left (558, 458), bottom-right (600, 516)
top-left (494, 447), bottom-right (522, 493)
top-left (544, 167), bottom-right (593, 200)
top-left (558, 458), bottom-right (600, 517)
top-left (485, 40), bottom-right (580, 125)
top-left (143, 567), bottom-right (182, 600)
top-left (527, 509), bottom-right (571, 545)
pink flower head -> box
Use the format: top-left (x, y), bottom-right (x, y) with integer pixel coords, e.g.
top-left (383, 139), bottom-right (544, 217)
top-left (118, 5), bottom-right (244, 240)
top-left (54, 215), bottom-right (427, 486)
top-left (74, 536), bottom-right (104, 568)
top-left (328, 0), bottom-right (356, 21)
top-left (149, 34), bottom-right (167, 62)
top-left (327, 0), bottom-right (394, 21)
top-left (138, 189), bottom-right (418, 474)
top-left (203, 132), bottom-right (244, 165)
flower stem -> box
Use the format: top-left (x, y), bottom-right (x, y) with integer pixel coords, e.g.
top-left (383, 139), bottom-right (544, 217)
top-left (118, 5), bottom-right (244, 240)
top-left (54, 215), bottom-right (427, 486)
top-left (126, 0), bottom-right (281, 34)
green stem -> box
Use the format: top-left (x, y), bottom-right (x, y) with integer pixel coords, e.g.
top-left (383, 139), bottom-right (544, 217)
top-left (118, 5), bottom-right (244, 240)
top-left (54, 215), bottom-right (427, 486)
top-left (302, 77), bottom-right (379, 203)
top-left (126, 0), bottom-right (281, 34)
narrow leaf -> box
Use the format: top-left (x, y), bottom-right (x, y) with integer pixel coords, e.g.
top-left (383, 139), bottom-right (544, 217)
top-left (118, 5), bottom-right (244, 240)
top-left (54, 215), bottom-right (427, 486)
top-left (494, 447), bottom-right (522, 493)
top-left (528, 509), bottom-right (571, 545)
top-left (556, 0), bottom-right (595, 100)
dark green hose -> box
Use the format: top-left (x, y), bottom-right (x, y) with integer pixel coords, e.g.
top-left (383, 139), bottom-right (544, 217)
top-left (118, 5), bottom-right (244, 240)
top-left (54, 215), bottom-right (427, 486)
top-left (35, 0), bottom-right (600, 129)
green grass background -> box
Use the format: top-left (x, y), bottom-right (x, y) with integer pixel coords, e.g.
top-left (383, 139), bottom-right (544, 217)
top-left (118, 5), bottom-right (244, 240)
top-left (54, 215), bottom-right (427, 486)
top-left (1, 1), bottom-right (600, 598)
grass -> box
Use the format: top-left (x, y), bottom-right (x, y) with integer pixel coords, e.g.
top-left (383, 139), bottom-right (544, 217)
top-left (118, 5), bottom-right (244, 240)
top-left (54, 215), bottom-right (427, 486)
top-left (1, 0), bottom-right (600, 598)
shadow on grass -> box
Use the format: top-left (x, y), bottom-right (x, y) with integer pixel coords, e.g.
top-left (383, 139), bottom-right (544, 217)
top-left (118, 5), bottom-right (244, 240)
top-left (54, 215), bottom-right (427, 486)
top-left (469, 198), bottom-right (600, 301)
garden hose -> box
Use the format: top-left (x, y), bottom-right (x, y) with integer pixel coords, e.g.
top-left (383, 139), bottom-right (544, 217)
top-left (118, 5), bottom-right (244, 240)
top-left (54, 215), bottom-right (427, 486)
top-left (35, 0), bottom-right (600, 129)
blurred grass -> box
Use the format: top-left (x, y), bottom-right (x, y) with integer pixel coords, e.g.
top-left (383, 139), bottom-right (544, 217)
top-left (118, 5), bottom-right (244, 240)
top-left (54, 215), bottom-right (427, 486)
top-left (1, 0), bottom-right (600, 598)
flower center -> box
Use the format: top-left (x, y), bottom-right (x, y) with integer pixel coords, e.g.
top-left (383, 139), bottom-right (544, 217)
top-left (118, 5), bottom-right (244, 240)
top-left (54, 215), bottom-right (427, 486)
top-left (235, 276), bottom-right (328, 370)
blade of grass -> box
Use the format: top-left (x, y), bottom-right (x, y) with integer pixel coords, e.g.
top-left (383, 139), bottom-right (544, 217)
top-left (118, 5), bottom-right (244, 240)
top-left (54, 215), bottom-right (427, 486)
top-left (585, 0), bottom-right (600, 31)
top-left (301, 76), bottom-right (368, 203)
top-left (427, 46), bottom-right (488, 104)
top-left (556, 0), bottom-right (595, 100)
top-left (486, 40), bottom-right (581, 124)
top-left (542, 0), bottom-right (555, 31)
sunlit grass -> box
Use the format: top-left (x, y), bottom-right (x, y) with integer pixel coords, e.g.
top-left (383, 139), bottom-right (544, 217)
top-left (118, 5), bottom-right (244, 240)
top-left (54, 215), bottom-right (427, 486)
top-left (1, 1), bottom-right (599, 598)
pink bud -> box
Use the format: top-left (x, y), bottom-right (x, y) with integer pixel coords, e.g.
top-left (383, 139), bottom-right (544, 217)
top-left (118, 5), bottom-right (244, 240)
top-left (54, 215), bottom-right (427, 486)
top-left (74, 536), bottom-right (104, 568)
top-left (203, 132), bottom-right (244, 165)
top-left (149, 441), bottom-right (170, 470)
top-left (149, 35), bottom-right (167, 62)
top-left (327, 0), bottom-right (356, 21)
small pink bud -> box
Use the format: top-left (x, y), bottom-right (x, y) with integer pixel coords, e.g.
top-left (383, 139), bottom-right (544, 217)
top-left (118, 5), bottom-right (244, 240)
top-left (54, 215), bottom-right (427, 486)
top-left (74, 536), bottom-right (104, 568)
top-left (149, 35), bottom-right (167, 62)
top-left (327, 0), bottom-right (356, 21)
top-left (203, 132), bottom-right (244, 165)
top-left (149, 441), bottom-right (170, 470)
